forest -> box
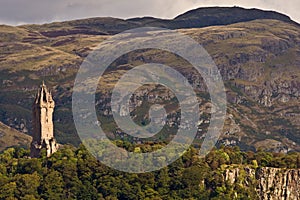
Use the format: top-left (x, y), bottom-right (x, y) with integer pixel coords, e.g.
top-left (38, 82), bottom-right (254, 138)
top-left (0, 142), bottom-right (300, 200)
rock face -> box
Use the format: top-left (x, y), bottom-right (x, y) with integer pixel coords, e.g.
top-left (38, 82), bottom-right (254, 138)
top-left (0, 8), bottom-right (299, 150)
top-left (256, 167), bottom-right (300, 200)
top-left (224, 167), bottom-right (300, 200)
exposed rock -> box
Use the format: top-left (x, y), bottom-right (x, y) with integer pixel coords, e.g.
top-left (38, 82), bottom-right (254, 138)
top-left (257, 167), bottom-right (300, 200)
top-left (223, 167), bottom-right (300, 200)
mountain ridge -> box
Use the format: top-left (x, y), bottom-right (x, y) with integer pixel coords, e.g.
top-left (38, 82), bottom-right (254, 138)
top-left (19, 6), bottom-right (299, 37)
top-left (0, 7), bottom-right (299, 152)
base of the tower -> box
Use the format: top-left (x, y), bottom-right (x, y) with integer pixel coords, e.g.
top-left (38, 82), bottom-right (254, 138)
top-left (30, 138), bottom-right (59, 158)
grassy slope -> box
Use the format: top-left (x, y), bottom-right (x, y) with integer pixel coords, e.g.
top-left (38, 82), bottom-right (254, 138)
top-left (0, 121), bottom-right (31, 151)
top-left (0, 19), bottom-right (299, 151)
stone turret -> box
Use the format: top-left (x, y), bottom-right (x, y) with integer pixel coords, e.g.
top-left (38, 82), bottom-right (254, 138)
top-left (30, 82), bottom-right (58, 158)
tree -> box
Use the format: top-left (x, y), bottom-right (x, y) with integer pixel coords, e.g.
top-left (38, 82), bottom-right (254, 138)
top-left (155, 167), bottom-right (170, 195)
top-left (41, 170), bottom-right (64, 200)
top-left (297, 154), bottom-right (300, 168)
top-left (16, 158), bottom-right (42, 174)
top-left (14, 172), bottom-right (40, 199)
top-left (0, 181), bottom-right (17, 199)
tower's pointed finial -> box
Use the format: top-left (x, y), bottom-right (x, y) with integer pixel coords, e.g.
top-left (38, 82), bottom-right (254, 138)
top-left (42, 80), bottom-right (45, 86)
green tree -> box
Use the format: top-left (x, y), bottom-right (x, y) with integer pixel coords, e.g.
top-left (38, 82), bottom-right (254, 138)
top-left (41, 170), bottom-right (64, 200)
top-left (14, 172), bottom-right (40, 199)
top-left (155, 167), bottom-right (170, 195)
top-left (0, 181), bottom-right (17, 199)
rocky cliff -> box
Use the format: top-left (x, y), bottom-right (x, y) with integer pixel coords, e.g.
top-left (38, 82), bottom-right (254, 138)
top-left (224, 167), bottom-right (300, 200)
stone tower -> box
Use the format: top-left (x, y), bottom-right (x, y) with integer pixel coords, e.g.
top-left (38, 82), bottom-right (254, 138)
top-left (30, 82), bottom-right (58, 158)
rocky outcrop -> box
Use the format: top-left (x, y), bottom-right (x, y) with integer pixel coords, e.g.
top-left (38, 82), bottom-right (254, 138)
top-left (256, 167), bottom-right (300, 200)
top-left (1, 12), bottom-right (300, 150)
top-left (224, 167), bottom-right (300, 200)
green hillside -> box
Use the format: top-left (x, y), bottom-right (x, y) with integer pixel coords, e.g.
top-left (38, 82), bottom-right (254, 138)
top-left (0, 7), bottom-right (299, 152)
top-left (1, 144), bottom-right (300, 199)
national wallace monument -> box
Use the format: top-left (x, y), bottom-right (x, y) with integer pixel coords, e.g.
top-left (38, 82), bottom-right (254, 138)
top-left (30, 82), bottom-right (59, 158)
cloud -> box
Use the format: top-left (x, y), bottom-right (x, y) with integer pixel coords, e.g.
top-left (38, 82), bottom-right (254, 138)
top-left (0, 0), bottom-right (299, 25)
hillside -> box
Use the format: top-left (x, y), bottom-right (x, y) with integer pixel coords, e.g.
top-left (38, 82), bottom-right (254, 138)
top-left (0, 144), bottom-right (300, 199)
top-left (0, 121), bottom-right (31, 151)
top-left (20, 7), bottom-right (297, 37)
top-left (0, 7), bottom-right (299, 152)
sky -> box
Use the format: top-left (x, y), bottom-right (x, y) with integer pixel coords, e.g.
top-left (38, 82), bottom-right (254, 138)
top-left (0, 0), bottom-right (299, 25)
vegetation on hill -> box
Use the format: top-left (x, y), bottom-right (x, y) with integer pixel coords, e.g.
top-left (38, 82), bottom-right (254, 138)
top-left (1, 143), bottom-right (300, 200)
top-left (0, 6), bottom-right (299, 200)
top-left (0, 19), bottom-right (299, 152)
top-left (21, 7), bottom-right (298, 37)
top-left (0, 7), bottom-right (299, 152)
